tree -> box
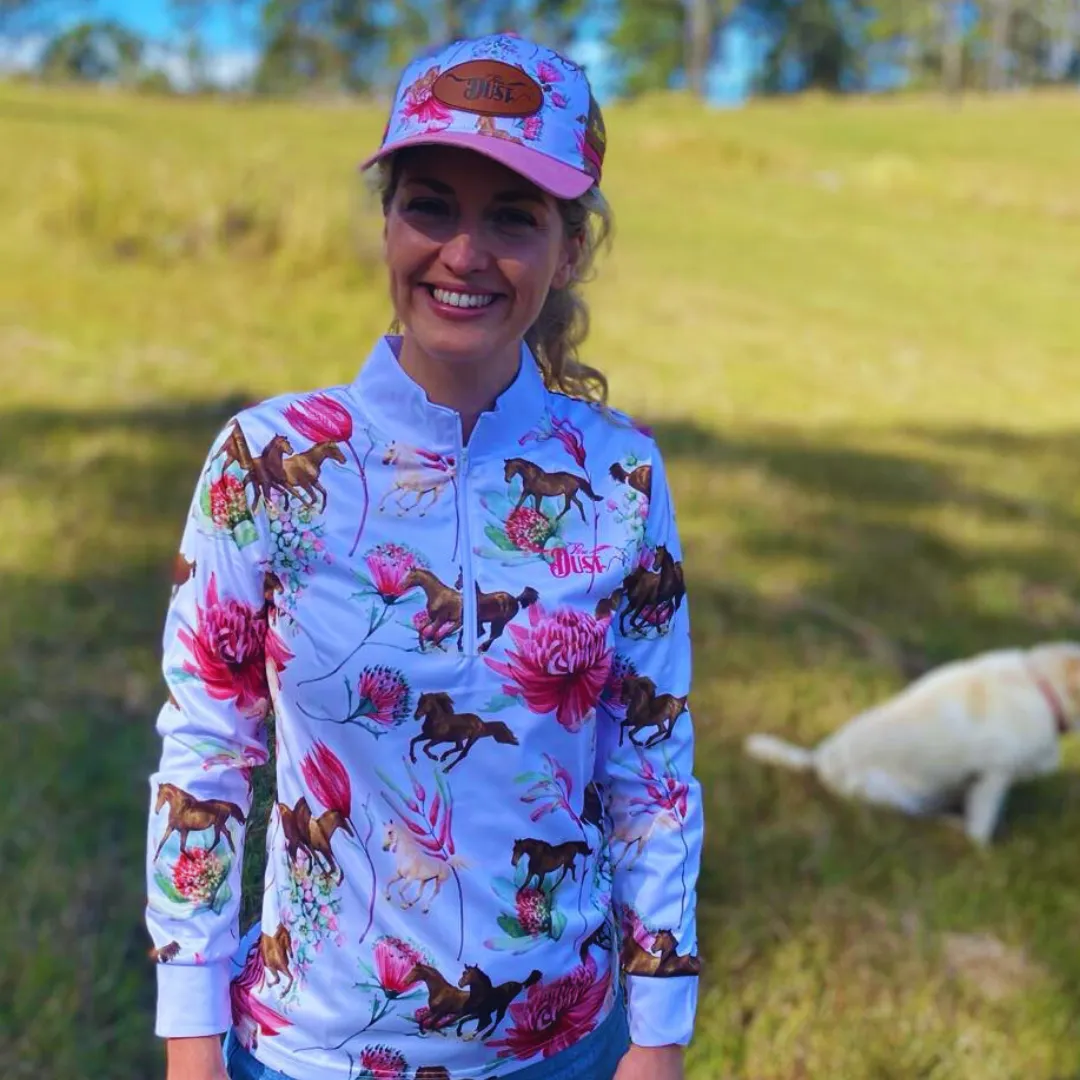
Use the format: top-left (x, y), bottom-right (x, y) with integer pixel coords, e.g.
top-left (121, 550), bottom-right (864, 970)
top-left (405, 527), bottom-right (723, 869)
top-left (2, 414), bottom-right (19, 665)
top-left (754, 0), bottom-right (870, 93)
top-left (254, 0), bottom-right (380, 94)
top-left (38, 19), bottom-right (145, 83)
top-left (612, 0), bottom-right (685, 96)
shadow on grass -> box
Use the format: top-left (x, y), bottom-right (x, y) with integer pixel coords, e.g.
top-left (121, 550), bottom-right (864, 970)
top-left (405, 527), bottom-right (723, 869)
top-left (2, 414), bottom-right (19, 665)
top-left (3, 402), bottom-right (1080, 1076)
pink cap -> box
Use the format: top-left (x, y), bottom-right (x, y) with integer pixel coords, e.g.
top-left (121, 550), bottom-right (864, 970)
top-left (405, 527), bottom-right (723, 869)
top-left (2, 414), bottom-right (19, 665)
top-left (360, 34), bottom-right (606, 200)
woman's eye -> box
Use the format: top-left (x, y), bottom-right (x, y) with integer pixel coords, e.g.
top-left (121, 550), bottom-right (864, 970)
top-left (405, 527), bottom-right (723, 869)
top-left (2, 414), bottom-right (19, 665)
top-left (405, 197), bottom-right (450, 217)
top-left (494, 208), bottom-right (538, 229)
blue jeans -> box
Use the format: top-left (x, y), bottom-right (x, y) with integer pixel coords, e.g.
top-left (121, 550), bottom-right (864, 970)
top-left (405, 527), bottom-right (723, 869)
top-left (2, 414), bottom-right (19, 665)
top-left (223, 996), bottom-right (629, 1079)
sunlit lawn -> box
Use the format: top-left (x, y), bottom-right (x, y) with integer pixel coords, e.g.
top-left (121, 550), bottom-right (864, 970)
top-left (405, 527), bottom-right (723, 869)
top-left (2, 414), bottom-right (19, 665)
top-left (3, 80), bottom-right (1080, 1079)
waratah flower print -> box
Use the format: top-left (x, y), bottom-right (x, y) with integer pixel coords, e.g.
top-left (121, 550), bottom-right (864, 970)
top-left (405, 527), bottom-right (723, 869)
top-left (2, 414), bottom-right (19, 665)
top-left (484, 603), bottom-right (613, 733)
top-left (176, 573), bottom-right (278, 720)
top-left (488, 956), bottom-right (610, 1061)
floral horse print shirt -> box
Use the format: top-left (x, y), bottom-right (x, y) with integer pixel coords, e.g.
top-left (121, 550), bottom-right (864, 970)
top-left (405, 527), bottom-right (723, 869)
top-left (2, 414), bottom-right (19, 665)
top-left (145, 335), bottom-right (703, 1080)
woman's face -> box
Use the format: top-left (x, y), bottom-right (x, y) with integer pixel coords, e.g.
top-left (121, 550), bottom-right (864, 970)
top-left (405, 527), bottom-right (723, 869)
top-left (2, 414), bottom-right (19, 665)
top-left (383, 146), bottom-right (579, 371)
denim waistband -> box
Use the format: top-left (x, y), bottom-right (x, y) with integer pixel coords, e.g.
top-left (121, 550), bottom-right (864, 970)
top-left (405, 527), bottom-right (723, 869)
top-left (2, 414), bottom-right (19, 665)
top-left (224, 994), bottom-right (629, 1080)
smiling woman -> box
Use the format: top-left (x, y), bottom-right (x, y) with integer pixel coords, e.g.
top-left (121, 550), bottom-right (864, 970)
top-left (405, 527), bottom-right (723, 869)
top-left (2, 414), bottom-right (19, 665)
top-left (145, 31), bottom-right (703, 1080)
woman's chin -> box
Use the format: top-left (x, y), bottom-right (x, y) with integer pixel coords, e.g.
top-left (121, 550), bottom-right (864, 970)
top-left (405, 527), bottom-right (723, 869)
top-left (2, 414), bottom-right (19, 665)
top-left (411, 323), bottom-right (517, 367)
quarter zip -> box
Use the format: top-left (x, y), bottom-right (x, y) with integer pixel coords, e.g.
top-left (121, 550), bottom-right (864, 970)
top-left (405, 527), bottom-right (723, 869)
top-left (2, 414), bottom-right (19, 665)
top-left (456, 437), bottom-right (478, 655)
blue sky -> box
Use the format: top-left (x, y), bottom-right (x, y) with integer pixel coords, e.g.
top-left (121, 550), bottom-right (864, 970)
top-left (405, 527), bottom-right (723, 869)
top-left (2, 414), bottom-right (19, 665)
top-left (79, 0), bottom-right (253, 49)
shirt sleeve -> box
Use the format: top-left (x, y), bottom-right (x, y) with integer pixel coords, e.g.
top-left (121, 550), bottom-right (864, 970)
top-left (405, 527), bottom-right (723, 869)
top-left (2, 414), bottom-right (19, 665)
top-left (595, 444), bottom-right (704, 1048)
top-left (145, 415), bottom-right (276, 1038)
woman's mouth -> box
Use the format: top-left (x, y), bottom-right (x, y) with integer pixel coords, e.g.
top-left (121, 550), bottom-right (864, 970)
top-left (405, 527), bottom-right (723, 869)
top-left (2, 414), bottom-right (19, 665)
top-left (424, 284), bottom-right (501, 312)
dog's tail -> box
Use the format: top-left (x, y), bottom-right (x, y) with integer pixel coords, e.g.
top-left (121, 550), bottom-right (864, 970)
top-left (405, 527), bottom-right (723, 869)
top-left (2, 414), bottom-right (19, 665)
top-left (743, 733), bottom-right (815, 772)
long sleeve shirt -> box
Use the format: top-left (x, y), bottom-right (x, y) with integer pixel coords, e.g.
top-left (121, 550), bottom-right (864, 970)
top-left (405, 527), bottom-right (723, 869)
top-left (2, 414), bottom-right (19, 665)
top-left (145, 334), bottom-right (703, 1080)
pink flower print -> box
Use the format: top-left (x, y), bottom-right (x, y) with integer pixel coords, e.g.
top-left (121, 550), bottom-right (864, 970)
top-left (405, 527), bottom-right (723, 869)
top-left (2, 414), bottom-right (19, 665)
top-left (283, 393), bottom-right (353, 444)
top-left (522, 114), bottom-right (543, 141)
top-left (505, 506), bottom-right (555, 553)
top-left (355, 666), bottom-right (412, 728)
top-left (300, 740), bottom-right (352, 817)
top-left (209, 473), bottom-right (249, 530)
top-left (402, 67), bottom-right (452, 130)
top-left (230, 942), bottom-right (291, 1050)
top-left (171, 847), bottom-right (227, 904)
top-left (551, 416), bottom-right (586, 468)
top-left (485, 603), bottom-right (613, 733)
top-left (372, 936), bottom-right (425, 997)
top-left (515, 886), bottom-right (552, 936)
top-left (632, 754), bottom-right (690, 820)
top-left (357, 1045), bottom-right (408, 1079)
top-left (536, 60), bottom-right (562, 86)
top-left (364, 542), bottom-right (427, 602)
top-left (489, 958), bottom-right (610, 1061)
top-left (178, 573), bottom-right (275, 719)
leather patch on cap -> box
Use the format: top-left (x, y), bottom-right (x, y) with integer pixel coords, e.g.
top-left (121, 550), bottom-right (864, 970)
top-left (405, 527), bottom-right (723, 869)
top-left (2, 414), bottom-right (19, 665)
top-left (432, 60), bottom-right (544, 118)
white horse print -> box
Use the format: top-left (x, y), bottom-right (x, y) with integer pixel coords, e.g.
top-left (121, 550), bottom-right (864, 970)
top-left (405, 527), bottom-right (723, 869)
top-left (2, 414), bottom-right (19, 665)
top-left (609, 798), bottom-right (680, 869)
top-left (378, 442), bottom-right (455, 517)
top-left (381, 821), bottom-right (468, 913)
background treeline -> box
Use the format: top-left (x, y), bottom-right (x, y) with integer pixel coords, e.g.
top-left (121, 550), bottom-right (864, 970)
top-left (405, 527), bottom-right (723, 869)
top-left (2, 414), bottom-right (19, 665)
top-left (3, 0), bottom-right (1080, 100)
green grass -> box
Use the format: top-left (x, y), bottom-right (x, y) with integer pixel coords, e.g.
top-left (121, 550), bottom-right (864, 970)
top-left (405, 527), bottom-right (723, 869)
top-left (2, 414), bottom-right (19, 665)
top-left (3, 81), bottom-right (1080, 1079)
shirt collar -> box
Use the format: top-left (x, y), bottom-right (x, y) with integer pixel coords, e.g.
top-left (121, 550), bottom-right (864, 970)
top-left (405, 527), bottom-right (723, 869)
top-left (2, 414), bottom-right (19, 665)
top-left (350, 335), bottom-right (548, 458)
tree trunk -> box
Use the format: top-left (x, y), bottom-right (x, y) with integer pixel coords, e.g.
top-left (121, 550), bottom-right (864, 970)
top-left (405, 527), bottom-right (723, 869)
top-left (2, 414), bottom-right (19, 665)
top-left (987, 0), bottom-right (1011, 88)
top-left (444, 0), bottom-right (461, 40)
top-left (941, 0), bottom-right (964, 97)
top-left (684, 0), bottom-right (713, 98)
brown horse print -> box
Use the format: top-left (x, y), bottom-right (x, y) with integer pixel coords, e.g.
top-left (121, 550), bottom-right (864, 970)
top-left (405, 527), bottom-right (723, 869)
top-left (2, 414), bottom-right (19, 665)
top-left (619, 544), bottom-right (686, 635)
top-left (263, 570), bottom-right (283, 620)
top-left (619, 674), bottom-right (689, 749)
top-left (475, 581), bottom-right (539, 652)
top-left (621, 927), bottom-right (701, 978)
top-left (593, 586), bottom-right (623, 623)
top-left (148, 940), bottom-right (181, 964)
top-left (411, 692), bottom-right (519, 771)
top-left (504, 456), bottom-right (603, 523)
top-left (578, 921), bottom-right (613, 965)
top-left (213, 420), bottom-right (293, 513)
top-left (153, 783), bottom-right (245, 860)
top-left (511, 837), bottom-right (592, 890)
top-left (262, 438), bottom-right (346, 513)
top-left (171, 553), bottom-right (196, 590)
top-left (258, 923), bottom-right (295, 993)
top-left (402, 568), bottom-right (464, 651)
top-left (407, 962), bottom-right (472, 1033)
top-left (609, 461), bottom-right (652, 499)
top-left (581, 782), bottom-right (605, 830)
top-left (457, 962), bottom-right (542, 1038)
top-left (277, 796), bottom-right (353, 885)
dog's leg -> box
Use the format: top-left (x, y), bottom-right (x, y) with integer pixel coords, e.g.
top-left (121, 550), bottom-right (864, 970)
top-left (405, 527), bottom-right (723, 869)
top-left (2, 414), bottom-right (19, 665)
top-left (962, 772), bottom-right (1011, 847)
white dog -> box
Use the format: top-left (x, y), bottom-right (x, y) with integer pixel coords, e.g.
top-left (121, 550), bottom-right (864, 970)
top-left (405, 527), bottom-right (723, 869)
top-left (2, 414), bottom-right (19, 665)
top-left (744, 641), bottom-right (1080, 845)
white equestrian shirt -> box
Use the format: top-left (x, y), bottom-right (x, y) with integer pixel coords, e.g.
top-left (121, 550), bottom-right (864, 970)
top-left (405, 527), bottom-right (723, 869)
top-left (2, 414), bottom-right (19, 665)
top-left (145, 335), bottom-right (703, 1080)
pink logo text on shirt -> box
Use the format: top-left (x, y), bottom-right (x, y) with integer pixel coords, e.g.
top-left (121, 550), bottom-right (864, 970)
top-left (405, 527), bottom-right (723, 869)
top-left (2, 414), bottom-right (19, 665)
top-left (548, 542), bottom-right (613, 579)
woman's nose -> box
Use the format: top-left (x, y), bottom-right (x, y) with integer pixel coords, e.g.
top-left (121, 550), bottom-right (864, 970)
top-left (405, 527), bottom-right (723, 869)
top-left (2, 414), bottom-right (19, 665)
top-left (440, 225), bottom-right (491, 277)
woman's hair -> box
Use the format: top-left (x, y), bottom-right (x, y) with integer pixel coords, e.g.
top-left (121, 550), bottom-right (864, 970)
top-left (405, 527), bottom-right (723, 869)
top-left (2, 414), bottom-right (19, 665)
top-left (372, 153), bottom-right (614, 404)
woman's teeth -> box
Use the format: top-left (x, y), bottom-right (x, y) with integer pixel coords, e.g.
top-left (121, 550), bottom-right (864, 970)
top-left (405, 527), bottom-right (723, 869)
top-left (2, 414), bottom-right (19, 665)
top-left (431, 288), bottom-right (496, 309)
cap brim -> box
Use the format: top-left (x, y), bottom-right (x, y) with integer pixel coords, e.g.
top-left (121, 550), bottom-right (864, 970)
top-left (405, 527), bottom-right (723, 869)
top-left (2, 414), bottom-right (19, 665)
top-left (359, 130), bottom-right (595, 200)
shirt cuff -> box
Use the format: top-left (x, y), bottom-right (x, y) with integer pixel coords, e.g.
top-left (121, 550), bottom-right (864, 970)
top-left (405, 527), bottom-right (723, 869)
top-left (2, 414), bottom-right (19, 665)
top-left (624, 974), bottom-right (699, 1047)
top-left (155, 961), bottom-right (233, 1038)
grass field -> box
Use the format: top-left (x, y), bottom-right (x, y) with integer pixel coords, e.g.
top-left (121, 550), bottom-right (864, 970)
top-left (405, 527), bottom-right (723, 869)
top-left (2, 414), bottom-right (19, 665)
top-left (3, 80), bottom-right (1080, 1080)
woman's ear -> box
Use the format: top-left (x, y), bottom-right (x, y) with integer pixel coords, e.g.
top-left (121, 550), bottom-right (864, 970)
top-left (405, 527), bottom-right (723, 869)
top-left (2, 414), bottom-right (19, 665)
top-left (552, 230), bottom-right (583, 291)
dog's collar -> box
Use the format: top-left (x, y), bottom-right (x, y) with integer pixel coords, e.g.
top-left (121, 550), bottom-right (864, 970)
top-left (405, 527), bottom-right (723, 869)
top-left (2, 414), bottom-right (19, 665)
top-left (1029, 665), bottom-right (1071, 735)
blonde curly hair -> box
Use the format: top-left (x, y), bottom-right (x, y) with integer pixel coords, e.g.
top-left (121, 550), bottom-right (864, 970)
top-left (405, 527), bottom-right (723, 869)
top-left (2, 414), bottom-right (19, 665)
top-left (373, 152), bottom-right (614, 404)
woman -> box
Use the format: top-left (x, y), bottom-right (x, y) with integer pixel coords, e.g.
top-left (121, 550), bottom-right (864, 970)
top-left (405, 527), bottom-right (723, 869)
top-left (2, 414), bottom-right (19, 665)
top-left (147, 32), bottom-right (703, 1080)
